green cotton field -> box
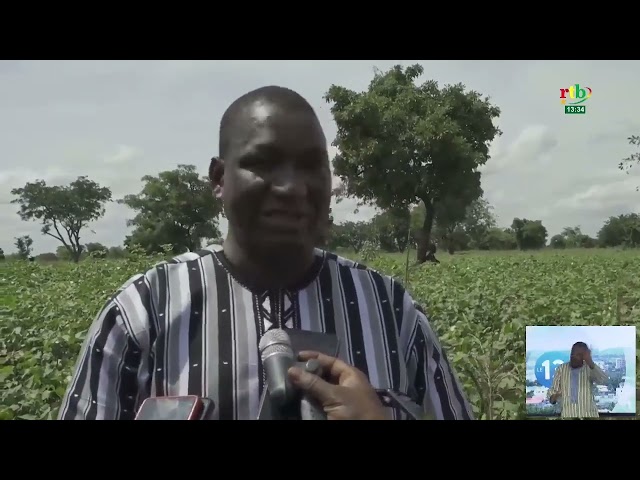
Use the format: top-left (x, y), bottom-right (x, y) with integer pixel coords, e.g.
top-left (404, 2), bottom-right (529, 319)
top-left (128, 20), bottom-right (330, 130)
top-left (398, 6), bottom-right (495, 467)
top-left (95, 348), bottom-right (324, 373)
top-left (1, 248), bottom-right (639, 420)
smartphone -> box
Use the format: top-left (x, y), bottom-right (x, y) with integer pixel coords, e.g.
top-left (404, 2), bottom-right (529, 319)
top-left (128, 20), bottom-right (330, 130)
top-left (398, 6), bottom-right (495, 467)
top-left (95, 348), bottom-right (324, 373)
top-left (135, 396), bottom-right (204, 420)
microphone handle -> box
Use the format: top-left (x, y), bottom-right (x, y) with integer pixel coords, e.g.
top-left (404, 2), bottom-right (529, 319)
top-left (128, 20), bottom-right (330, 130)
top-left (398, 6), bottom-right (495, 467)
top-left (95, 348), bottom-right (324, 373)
top-left (298, 359), bottom-right (327, 420)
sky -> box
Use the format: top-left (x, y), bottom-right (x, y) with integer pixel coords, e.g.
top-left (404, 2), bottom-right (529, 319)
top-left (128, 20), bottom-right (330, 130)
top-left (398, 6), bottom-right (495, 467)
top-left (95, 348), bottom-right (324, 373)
top-left (526, 325), bottom-right (637, 352)
top-left (1, 60), bottom-right (639, 255)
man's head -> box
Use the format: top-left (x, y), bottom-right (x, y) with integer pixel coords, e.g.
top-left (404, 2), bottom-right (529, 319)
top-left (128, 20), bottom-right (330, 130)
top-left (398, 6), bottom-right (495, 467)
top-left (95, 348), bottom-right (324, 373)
top-left (210, 86), bottom-right (332, 264)
top-left (570, 341), bottom-right (589, 366)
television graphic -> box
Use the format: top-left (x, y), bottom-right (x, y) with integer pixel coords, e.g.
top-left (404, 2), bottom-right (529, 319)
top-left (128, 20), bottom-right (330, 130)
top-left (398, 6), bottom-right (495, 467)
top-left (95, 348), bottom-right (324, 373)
top-left (525, 325), bottom-right (636, 417)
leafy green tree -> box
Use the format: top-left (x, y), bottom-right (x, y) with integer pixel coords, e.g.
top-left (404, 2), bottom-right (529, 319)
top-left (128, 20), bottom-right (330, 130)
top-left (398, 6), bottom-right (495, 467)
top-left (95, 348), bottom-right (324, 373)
top-left (14, 235), bottom-right (33, 259)
top-left (328, 221), bottom-right (373, 253)
top-left (10, 176), bottom-right (112, 262)
top-left (371, 207), bottom-right (411, 252)
top-left (324, 64), bottom-right (501, 263)
top-left (120, 165), bottom-right (223, 255)
top-left (477, 228), bottom-right (517, 250)
top-left (618, 135), bottom-right (640, 190)
top-left (597, 213), bottom-right (640, 247)
top-left (549, 234), bottom-right (566, 249)
top-left (511, 218), bottom-right (548, 250)
top-left (85, 242), bottom-right (108, 258)
top-left (461, 197), bottom-right (497, 248)
top-left (0, 248), bottom-right (4, 261)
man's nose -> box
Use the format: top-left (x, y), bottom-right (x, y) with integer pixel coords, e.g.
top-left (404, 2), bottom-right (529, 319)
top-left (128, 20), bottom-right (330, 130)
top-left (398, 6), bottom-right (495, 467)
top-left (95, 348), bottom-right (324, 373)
top-left (270, 164), bottom-right (307, 197)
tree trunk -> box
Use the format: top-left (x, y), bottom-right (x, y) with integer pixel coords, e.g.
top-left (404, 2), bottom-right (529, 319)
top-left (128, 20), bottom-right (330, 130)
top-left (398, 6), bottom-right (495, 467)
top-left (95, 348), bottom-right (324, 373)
top-left (417, 199), bottom-right (435, 264)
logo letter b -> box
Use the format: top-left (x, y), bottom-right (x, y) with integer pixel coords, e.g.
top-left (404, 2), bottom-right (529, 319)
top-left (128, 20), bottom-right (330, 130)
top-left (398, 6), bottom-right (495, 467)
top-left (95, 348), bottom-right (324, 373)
top-left (576, 84), bottom-right (586, 99)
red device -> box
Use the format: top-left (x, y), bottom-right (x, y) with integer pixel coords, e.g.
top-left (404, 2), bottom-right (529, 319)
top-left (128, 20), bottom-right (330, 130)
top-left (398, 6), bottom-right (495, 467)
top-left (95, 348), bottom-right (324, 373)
top-left (135, 396), bottom-right (206, 420)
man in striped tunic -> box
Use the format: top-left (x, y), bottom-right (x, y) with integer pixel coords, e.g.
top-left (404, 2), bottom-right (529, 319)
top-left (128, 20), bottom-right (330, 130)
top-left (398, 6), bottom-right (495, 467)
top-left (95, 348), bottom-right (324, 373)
top-left (548, 342), bottom-right (609, 418)
top-left (58, 86), bottom-right (474, 420)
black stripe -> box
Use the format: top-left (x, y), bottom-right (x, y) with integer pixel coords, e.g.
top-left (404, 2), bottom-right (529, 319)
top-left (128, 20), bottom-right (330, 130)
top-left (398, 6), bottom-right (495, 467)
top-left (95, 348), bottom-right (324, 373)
top-left (154, 265), bottom-right (168, 397)
top-left (117, 338), bottom-right (141, 420)
top-left (392, 280), bottom-right (404, 334)
top-left (187, 259), bottom-right (204, 396)
top-left (438, 344), bottom-right (471, 419)
top-left (317, 262), bottom-right (336, 335)
top-left (413, 340), bottom-right (427, 407)
top-left (337, 265), bottom-right (369, 375)
top-left (134, 277), bottom-right (157, 398)
top-left (421, 326), bottom-right (456, 420)
top-left (251, 293), bottom-right (265, 397)
top-left (417, 310), bottom-right (470, 419)
top-left (214, 260), bottom-right (234, 420)
top-left (371, 272), bottom-right (401, 391)
top-left (85, 309), bottom-right (118, 419)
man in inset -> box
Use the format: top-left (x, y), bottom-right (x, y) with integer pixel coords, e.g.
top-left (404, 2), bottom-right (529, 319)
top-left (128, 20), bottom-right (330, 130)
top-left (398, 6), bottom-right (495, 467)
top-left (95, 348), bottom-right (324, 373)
top-left (58, 85), bottom-right (474, 420)
top-left (548, 342), bottom-right (608, 418)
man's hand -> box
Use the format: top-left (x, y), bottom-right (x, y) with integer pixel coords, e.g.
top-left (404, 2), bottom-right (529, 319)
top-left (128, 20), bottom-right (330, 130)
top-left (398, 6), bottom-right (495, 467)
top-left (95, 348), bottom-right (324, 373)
top-left (287, 351), bottom-right (388, 420)
top-left (583, 349), bottom-right (594, 367)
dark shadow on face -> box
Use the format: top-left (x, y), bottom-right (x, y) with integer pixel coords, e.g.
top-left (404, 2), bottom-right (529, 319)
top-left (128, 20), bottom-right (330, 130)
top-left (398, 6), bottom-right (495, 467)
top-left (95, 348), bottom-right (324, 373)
top-left (570, 342), bottom-right (588, 368)
top-left (219, 101), bottom-right (332, 262)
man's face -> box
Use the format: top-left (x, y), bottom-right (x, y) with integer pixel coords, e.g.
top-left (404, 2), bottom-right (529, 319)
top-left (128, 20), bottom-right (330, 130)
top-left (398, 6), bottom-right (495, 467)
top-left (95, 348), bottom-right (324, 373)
top-left (571, 346), bottom-right (588, 364)
top-left (221, 101), bottom-right (332, 258)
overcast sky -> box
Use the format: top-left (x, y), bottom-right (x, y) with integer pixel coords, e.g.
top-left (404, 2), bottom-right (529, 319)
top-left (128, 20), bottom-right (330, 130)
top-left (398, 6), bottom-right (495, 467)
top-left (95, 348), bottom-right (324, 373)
top-left (1, 60), bottom-right (639, 255)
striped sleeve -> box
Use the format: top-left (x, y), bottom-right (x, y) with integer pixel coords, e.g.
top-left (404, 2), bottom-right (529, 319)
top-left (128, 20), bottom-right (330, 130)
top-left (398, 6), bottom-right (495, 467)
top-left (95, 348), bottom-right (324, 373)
top-left (549, 364), bottom-right (563, 399)
top-left (399, 288), bottom-right (474, 420)
top-left (588, 364), bottom-right (608, 384)
top-left (57, 274), bottom-right (152, 420)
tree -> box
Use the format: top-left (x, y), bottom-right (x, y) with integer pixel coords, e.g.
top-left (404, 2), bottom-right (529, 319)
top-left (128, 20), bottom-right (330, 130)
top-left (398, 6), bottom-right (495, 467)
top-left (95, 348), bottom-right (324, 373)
top-left (477, 228), bottom-right (517, 250)
top-left (549, 234), bottom-right (566, 249)
top-left (511, 218), bottom-right (548, 250)
top-left (85, 242), bottom-right (108, 258)
top-left (597, 213), bottom-right (640, 247)
top-left (328, 221), bottom-right (373, 253)
top-left (371, 207), bottom-right (411, 252)
top-left (618, 135), bottom-right (640, 190)
top-left (432, 188), bottom-right (485, 254)
top-left (324, 64), bottom-right (501, 263)
top-left (120, 165), bottom-right (223, 255)
top-left (558, 226), bottom-right (597, 249)
top-left (10, 176), bottom-right (112, 262)
top-left (15, 235), bottom-right (33, 259)
top-left (461, 197), bottom-right (497, 248)
top-left (0, 248), bottom-right (4, 261)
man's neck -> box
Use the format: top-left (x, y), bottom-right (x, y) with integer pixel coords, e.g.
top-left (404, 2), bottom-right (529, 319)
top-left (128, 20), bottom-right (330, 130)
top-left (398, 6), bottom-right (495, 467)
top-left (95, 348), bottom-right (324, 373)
top-left (222, 236), bottom-right (316, 291)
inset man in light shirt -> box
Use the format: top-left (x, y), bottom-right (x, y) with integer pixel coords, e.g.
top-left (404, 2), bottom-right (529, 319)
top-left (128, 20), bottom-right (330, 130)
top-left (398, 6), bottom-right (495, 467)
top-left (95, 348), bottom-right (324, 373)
top-left (548, 342), bottom-right (608, 418)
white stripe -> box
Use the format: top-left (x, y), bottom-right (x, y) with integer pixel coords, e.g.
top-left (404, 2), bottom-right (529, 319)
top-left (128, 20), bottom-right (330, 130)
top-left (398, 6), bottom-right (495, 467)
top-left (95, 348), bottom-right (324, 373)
top-left (176, 265), bottom-right (192, 395)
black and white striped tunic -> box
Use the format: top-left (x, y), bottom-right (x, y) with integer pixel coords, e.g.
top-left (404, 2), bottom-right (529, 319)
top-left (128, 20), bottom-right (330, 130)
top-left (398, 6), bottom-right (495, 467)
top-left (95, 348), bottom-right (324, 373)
top-left (58, 245), bottom-right (474, 420)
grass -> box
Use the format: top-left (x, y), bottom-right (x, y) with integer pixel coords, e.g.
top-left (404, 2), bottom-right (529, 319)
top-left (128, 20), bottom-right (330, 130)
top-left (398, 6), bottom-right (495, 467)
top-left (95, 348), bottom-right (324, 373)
top-left (1, 247), bottom-right (639, 419)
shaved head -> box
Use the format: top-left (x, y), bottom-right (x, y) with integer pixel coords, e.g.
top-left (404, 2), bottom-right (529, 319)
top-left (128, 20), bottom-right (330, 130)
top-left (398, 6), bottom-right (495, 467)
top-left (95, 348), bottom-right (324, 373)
top-left (219, 85), bottom-right (318, 160)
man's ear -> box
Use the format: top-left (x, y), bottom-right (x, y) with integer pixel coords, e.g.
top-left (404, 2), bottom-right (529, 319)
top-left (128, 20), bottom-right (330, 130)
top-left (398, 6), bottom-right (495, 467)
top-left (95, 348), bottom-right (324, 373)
top-left (209, 156), bottom-right (224, 199)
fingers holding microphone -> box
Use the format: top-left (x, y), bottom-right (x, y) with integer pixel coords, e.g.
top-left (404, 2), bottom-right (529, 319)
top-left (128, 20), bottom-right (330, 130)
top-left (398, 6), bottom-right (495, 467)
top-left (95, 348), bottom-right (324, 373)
top-left (287, 350), bottom-right (388, 420)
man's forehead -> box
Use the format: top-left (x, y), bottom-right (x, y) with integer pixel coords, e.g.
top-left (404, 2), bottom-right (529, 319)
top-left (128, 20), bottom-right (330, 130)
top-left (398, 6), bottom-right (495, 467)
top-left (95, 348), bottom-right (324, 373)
top-left (232, 108), bottom-right (326, 154)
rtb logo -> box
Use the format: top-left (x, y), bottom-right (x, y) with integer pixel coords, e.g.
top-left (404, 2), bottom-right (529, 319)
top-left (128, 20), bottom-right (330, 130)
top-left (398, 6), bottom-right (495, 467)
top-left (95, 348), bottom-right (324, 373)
top-left (561, 83), bottom-right (592, 114)
top-left (559, 84), bottom-right (592, 105)
top-left (534, 351), bottom-right (570, 389)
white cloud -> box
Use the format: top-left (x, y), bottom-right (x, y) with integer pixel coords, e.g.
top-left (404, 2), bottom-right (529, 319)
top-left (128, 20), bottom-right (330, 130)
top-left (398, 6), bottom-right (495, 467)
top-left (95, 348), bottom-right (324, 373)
top-left (1, 60), bottom-right (639, 254)
top-left (103, 145), bottom-right (142, 165)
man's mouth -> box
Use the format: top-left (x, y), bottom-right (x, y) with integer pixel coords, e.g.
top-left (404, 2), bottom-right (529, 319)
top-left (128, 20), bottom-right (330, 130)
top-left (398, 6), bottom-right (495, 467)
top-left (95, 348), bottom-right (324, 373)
top-left (260, 209), bottom-right (308, 229)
